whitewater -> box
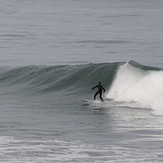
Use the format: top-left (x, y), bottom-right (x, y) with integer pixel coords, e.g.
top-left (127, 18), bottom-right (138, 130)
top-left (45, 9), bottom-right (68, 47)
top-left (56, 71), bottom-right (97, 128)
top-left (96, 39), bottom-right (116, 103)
top-left (107, 62), bottom-right (163, 115)
top-left (0, 0), bottom-right (163, 162)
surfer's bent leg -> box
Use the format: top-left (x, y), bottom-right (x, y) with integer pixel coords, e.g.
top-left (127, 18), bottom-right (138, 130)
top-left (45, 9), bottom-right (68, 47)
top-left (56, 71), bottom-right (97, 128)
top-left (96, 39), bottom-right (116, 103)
top-left (94, 91), bottom-right (99, 100)
top-left (99, 92), bottom-right (104, 102)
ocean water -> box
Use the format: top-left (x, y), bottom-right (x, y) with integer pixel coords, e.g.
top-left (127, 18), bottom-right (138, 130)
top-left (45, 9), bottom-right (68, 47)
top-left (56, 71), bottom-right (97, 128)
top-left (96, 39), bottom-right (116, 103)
top-left (0, 0), bottom-right (163, 162)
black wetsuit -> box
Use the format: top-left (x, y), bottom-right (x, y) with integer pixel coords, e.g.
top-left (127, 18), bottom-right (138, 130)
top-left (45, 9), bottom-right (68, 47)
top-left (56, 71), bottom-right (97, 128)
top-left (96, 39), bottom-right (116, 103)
top-left (91, 83), bottom-right (105, 101)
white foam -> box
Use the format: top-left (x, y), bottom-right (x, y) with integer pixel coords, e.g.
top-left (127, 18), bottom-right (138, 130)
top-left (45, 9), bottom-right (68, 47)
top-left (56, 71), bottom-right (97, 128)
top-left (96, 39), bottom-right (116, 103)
top-left (0, 136), bottom-right (162, 163)
top-left (106, 63), bottom-right (163, 115)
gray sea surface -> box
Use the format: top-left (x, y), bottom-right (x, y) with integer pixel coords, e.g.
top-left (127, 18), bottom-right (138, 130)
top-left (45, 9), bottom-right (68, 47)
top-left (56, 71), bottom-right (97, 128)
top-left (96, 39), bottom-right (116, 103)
top-left (0, 0), bottom-right (163, 162)
top-left (0, 0), bottom-right (163, 67)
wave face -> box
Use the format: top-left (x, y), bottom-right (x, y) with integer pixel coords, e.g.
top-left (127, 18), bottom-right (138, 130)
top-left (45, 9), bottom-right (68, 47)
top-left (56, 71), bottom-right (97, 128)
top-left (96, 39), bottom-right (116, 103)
top-left (106, 61), bottom-right (163, 115)
top-left (0, 63), bottom-right (120, 93)
top-left (0, 61), bottom-right (163, 115)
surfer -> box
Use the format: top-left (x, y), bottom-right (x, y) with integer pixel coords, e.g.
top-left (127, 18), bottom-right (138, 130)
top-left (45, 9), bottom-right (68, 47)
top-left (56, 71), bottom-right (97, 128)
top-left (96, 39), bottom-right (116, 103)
top-left (91, 82), bottom-right (105, 101)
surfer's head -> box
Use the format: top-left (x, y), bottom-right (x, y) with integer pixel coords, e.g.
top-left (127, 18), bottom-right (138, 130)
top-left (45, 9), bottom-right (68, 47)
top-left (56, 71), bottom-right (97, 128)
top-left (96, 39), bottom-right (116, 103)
top-left (99, 81), bottom-right (101, 85)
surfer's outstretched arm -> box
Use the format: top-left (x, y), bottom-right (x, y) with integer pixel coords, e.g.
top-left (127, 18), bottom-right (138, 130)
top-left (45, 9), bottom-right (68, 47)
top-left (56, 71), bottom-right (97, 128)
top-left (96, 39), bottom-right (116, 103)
top-left (91, 85), bottom-right (98, 90)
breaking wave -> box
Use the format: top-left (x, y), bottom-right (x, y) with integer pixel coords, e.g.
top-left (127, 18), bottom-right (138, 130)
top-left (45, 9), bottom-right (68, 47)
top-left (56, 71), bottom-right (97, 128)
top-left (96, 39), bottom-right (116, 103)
top-left (0, 61), bottom-right (163, 115)
top-left (106, 61), bottom-right (163, 115)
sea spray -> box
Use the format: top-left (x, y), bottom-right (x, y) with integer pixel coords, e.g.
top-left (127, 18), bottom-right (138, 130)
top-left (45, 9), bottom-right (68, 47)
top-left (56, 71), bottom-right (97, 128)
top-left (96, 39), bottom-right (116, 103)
top-left (106, 63), bottom-right (163, 115)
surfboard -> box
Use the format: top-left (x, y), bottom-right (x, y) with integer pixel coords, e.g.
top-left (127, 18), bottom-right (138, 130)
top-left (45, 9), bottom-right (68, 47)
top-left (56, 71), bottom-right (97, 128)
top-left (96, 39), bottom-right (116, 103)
top-left (81, 99), bottom-right (92, 102)
top-left (81, 99), bottom-right (101, 104)
top-left (81, 98), bottom-right (112, 104)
